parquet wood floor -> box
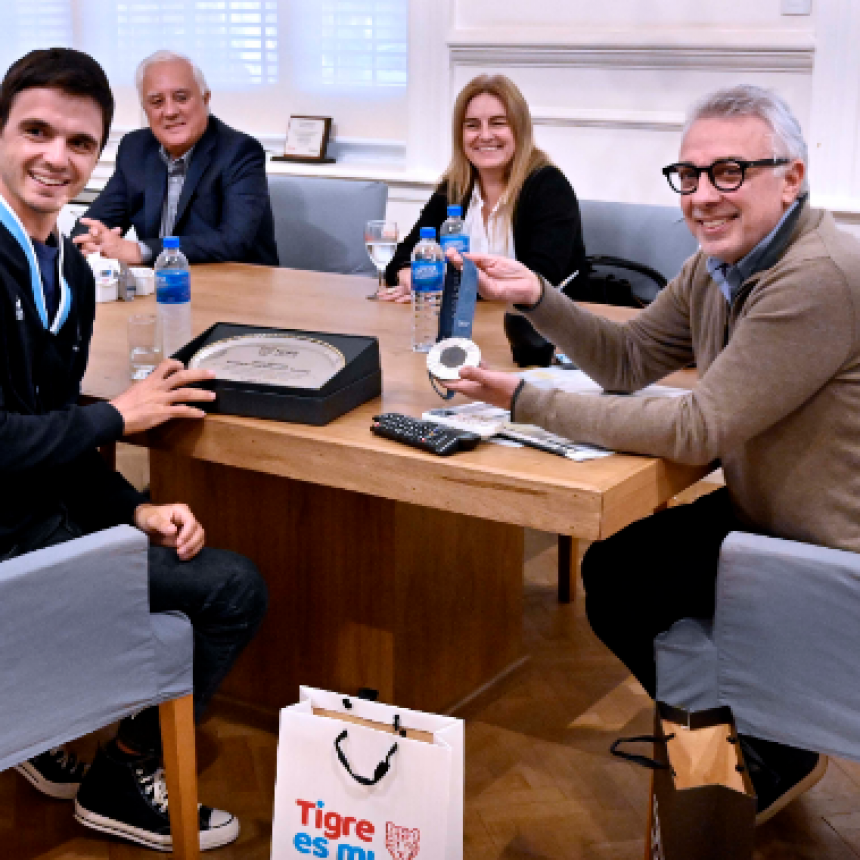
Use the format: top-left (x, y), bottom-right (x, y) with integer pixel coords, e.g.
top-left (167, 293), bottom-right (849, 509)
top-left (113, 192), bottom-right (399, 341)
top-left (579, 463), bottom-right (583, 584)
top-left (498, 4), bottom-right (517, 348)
top-left (3, 529), bottom-right (859, 859)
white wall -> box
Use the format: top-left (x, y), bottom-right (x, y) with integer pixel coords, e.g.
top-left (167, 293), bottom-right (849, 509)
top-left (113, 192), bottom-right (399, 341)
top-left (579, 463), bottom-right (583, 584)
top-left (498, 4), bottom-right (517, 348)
top-left (447, 0), bottom-right (815, 208)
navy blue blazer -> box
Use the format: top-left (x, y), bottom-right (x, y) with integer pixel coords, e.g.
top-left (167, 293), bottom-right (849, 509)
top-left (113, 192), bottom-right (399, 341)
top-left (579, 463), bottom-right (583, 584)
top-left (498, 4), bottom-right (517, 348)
top-left (78, 115), bottom-right (279, 266)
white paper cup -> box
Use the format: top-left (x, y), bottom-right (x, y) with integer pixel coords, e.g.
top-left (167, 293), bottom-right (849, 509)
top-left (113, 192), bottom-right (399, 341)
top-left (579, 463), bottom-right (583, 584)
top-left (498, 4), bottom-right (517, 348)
top-left (131, 267), bottom-right (155, 296)
top-left (95, 271), bottom-right (118, 303)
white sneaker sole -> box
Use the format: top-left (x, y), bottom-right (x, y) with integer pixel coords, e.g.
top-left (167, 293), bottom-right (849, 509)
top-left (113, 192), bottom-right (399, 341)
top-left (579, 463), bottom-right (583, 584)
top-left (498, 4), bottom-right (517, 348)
top-left (14, 761), bottom-right (81, 800)
top-left (755, 755), bottom-right (829, 826)
top-left (74, 799), bottom-right (240, 851)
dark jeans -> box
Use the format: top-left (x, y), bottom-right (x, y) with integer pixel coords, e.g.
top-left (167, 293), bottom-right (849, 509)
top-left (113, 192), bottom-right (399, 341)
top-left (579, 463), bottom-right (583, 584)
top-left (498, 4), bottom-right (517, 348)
top-left (10, 509), bottom-right (268, 753)
top-left (581, 487), bottom-right (742, 698)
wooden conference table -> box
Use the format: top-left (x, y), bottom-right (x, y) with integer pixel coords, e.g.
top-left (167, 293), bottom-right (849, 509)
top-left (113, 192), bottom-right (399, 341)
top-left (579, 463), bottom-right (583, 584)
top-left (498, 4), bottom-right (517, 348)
top-left (83, 264), bottom-right (707, 718)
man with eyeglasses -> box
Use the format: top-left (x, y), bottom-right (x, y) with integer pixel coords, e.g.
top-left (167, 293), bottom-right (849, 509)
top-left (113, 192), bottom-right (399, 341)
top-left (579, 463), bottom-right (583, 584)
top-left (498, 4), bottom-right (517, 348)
top-left (443, 84), bottom-right (860, 822)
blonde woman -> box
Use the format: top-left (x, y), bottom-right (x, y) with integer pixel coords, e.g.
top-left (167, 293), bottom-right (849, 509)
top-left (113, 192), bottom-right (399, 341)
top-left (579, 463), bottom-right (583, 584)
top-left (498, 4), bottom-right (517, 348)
top-left (382, 75), bottom-right (585, 312)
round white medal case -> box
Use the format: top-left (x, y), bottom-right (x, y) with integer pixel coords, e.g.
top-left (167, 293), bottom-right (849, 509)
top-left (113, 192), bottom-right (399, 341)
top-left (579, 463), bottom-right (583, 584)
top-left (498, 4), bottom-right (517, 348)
top-left (427, 337), bottom-right (481, 381)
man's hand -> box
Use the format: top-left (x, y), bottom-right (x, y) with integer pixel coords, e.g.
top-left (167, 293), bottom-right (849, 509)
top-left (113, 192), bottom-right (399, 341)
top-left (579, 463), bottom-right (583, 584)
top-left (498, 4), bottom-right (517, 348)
top-left (110, 359), bottom-right (216, 435)
top-left (441, 364), bottom-right (521, 410)
top-left (73, 218), bottom-right (143, 265)
top-left (134, 502), bottom-right (205, 560)
top-left (377, 268), bottom-right (412, 303)
top-left (446, 249), bottom-right (542, 306)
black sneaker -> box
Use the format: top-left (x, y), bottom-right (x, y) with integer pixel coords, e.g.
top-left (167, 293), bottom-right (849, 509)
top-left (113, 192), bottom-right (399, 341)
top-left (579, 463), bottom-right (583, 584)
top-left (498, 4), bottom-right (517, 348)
top-left (739, 735), bottom-right (828, 825)
top-left (14, 746), bottom-right (88, 800)
top-left (74, 743), bottom-right (239, 851)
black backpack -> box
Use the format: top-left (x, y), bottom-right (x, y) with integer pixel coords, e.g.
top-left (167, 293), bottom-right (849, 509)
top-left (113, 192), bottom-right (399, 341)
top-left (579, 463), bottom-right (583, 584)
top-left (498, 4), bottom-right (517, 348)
top-left (504, 255), bottom-right (668, 368)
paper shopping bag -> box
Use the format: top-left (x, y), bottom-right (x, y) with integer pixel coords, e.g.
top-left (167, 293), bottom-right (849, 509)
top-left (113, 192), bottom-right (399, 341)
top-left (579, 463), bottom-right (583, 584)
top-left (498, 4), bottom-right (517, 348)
top-left (271, 687), bottom-right (464, 860)
top-left (612, 703), bottom-right (756, 860)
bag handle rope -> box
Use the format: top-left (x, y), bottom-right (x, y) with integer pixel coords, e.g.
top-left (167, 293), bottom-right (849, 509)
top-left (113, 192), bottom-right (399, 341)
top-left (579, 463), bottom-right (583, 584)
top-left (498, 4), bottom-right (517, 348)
top-left (334, 730), bottom-right (399, 786)
top-left (609, 734), bottom-right (675, 771)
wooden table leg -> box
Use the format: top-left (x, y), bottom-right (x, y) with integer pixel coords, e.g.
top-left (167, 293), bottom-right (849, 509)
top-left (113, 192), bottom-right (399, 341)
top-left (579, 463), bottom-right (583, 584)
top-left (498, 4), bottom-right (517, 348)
top-left (557, 535), bottom-right (580, 604)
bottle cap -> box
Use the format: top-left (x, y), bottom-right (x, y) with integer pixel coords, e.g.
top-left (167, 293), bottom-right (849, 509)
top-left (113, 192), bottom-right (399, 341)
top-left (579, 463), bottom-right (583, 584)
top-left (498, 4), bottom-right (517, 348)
top-left (163, 236), bottom-right (180, 249)
top-left (419, 227), bottom-right (436, 240)
top-left (447, 205), bottom-right (462, 218)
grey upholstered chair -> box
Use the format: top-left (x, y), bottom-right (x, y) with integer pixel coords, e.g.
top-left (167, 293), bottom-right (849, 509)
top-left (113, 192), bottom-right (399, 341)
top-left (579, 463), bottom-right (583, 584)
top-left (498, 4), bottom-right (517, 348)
top-left (656, 531), bottom-right (860, 763)
top-left (267, 174), bottom-right (388, 275)
top-left (579, 200), bottom-right (699, 303)
top-left (0, 525), bottom-right (200, 859)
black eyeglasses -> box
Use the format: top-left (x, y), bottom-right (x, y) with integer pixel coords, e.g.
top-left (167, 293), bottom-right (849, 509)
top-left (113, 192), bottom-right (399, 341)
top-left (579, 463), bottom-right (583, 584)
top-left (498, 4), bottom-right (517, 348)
top-left (662, 158), bottom-right (790, 194)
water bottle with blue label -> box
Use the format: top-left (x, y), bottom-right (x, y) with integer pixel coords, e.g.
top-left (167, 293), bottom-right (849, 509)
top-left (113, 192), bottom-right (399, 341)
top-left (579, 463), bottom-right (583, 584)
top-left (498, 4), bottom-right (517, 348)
top-left (155, 236), bottom-right (191, 358)
top-left (440, 204), bottom-right (469, 298)
top-left (439, 204), bottom-right (469, 256)
top-left (410, 226), bottom-right (445, 352)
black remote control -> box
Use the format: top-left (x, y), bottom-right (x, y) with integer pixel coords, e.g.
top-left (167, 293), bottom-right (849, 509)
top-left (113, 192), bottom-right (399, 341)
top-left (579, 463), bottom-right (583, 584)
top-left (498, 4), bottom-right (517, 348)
top-left (370, 413), bottom-right (481, 456)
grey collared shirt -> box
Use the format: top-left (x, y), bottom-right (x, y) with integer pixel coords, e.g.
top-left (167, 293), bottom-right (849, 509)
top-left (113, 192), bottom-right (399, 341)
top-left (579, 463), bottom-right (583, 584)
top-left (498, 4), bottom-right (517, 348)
top-left (138, 145), bottom-right (195, 264)
top-left (707, 199), bottom-right (800, 304)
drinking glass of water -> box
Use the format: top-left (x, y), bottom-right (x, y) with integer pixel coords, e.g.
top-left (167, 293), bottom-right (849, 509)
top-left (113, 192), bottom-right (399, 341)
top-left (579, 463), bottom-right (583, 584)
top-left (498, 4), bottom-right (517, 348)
top-left (364, 220), bottom-right (398, 299)
top-left (128, 313), bottom-right (163, 380)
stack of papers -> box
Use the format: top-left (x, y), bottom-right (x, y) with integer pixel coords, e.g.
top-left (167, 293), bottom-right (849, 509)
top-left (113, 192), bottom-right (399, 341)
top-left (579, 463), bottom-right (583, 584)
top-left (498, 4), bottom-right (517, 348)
top-left (519, 367), bottom-right (690, 399)
top-left (422, 368), bottom-right (688, 462)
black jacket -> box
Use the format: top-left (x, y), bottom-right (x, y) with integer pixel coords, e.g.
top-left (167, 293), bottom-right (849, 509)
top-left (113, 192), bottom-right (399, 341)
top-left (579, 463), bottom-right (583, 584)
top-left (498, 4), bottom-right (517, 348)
top-left (385, 165), bottom-right (586, 286)
top-left (74, 115), bottom-right (279, 266)
top-left (0, 224), bottom-right (144, 553)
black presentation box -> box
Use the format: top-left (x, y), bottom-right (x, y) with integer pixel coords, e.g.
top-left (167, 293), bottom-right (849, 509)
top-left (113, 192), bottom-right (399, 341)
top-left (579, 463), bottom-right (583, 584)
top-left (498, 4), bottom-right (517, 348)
top-left (173, 322), bottom-right (382, 426)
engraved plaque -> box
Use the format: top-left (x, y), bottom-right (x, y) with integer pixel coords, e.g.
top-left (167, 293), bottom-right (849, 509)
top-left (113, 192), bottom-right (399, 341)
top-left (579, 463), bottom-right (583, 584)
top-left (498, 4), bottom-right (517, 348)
top-left (188, 334), bottom-right (346, 389)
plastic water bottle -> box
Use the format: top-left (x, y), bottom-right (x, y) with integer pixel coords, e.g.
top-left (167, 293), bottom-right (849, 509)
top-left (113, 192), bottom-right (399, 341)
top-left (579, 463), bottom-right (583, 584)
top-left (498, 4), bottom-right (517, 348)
top-left (411, 226), bottom-right (445, 352)
top-left (439, 204), bottom-right (469, 296)
top-left (155, 236), bottom-right (191, 357)
top-left (439, 204), bottom-right (469, 256)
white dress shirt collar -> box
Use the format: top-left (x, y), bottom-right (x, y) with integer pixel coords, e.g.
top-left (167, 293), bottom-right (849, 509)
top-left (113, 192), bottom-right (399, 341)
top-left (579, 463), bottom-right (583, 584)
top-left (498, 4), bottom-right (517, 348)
top-left (463, 184), bottom-right (516, 259)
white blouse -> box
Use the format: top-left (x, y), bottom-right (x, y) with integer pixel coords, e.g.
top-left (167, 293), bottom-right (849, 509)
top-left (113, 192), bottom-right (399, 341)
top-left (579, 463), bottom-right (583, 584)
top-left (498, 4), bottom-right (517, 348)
top-left (463, 185), bottom-right (516, 259)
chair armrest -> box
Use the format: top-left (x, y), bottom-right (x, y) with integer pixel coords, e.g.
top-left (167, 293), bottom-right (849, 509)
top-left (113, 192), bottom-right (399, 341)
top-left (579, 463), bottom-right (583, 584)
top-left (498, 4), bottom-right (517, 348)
top-left (0, 525), bottom-right (159, 770)
top-left (714, 532), bottom-right (860, 760)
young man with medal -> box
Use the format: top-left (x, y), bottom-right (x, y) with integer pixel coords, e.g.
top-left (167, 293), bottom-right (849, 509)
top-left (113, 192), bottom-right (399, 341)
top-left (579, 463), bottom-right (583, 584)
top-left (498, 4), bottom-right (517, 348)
top-left (0, 48), bottom-right (268, 851)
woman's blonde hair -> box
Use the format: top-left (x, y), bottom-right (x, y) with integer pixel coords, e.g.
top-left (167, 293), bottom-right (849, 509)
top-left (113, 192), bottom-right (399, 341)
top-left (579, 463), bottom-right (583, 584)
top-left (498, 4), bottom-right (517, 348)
top-left (442, 75), bottom-right (551, 220)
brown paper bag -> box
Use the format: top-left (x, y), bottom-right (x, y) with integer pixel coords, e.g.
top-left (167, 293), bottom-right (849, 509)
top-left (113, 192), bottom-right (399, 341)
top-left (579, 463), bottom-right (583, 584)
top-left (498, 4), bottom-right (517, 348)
top-left (612, 703), bottom-right (756, 860)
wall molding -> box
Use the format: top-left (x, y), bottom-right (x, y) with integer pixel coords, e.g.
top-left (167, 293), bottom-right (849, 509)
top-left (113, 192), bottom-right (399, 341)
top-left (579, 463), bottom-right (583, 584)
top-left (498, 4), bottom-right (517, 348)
top-left (531, 107), bottom-right (685, 133)
top-left (448, 28), bottom-right (814, 73)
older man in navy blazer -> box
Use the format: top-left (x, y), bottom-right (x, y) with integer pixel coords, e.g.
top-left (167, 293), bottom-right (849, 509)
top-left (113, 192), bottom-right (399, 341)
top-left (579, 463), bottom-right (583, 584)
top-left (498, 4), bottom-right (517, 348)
top-left (73, 50), bottom-right (278, 266)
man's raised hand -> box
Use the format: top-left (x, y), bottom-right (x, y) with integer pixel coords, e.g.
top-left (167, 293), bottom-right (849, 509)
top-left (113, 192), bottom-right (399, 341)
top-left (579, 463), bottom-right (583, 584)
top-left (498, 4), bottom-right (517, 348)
top-left (445, 249), bottom-right (543, 306)
top-left (110, 359), bottom-right (216, 435)
top-left (72, 217), bottom-right (143, 265)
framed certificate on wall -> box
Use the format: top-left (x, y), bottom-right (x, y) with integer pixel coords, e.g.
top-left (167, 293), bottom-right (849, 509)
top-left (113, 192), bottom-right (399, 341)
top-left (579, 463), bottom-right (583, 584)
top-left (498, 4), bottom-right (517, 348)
top-left (273, 115), bottom-right (335, 164)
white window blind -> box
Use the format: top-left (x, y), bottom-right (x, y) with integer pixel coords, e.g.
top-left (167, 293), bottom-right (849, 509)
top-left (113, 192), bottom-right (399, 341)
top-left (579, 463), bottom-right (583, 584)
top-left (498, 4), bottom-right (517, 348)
top-left (319, 0), bottom-right (407, 88)
top-left (113, 1), bottom-right (278, 87)
top-left (0, 1), bottom-right (74, 77)
top-left (0, 0), bottom-right (409, 143)
top-left (283, 0), bottom-right (408, 141)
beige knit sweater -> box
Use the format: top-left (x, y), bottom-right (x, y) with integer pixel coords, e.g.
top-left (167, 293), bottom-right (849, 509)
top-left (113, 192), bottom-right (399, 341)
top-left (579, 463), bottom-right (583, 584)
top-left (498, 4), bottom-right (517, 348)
top-left (516, 206), bottom-right (860, 552)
